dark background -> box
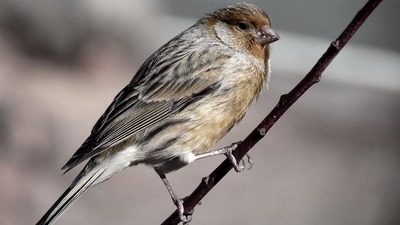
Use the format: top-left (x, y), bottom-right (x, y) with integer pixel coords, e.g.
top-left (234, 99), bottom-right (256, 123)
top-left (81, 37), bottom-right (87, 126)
top-left (0, 0), bottom-right (399, 224)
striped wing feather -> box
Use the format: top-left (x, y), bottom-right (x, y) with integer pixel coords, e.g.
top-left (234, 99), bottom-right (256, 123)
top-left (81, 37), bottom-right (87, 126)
top-left (62, 41), bottom-right (226, 171)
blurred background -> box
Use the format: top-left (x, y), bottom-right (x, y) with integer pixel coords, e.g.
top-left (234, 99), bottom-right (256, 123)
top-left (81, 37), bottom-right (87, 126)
top-left (0, 0), bottom-right (399, 224)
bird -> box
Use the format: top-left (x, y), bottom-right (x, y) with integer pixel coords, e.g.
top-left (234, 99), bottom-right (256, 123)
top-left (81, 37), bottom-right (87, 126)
top-left (36, 2), bottom-right (279, 224)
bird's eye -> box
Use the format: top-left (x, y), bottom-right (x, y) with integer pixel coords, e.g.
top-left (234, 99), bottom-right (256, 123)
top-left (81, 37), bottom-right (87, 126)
top-left (237, 22), bottom-right (249, 31)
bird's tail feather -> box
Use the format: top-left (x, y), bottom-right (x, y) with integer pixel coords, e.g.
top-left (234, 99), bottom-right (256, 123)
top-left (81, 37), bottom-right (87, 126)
top-left (36, 167), bottom-right (106, 225)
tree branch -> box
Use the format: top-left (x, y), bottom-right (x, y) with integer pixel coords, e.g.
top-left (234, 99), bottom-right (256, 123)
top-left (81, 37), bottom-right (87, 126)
top-left (161, 0), bottom-right (383, 224)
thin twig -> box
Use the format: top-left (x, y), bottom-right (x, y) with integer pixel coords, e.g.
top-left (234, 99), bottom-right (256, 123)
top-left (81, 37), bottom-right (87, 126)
top-left (161, 0), bottom-right (383, 224)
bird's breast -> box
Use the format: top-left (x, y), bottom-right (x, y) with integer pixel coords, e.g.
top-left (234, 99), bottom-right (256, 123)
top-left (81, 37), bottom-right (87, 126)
top-left (174, 71), bottom-right (265, 155)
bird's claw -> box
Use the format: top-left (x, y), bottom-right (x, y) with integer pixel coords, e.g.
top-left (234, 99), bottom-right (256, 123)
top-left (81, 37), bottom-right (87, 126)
top-left (225, 142), bottom-right (253, 172)
top-left (244, 153), bottom-right (254, 170)
top-left (174, 198), bottom-right (193, 224)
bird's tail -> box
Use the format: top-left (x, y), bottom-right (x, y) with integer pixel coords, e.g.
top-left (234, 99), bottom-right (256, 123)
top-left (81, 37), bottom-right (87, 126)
top-left (36, 166), bottom-right (106, 225)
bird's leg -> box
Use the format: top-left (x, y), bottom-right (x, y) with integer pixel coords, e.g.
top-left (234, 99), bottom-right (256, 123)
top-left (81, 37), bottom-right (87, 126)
top-left (194, 141), bottom-right (253, 172)
top-left (156, 171), bottom-right (192, 224)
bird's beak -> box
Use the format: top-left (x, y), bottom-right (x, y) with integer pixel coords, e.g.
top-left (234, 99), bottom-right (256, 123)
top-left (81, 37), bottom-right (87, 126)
top-left (255, 25), bottom-right (280, 46)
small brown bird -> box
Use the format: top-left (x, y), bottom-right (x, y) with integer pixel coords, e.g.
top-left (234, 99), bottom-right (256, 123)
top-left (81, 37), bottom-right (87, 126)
top-left (37, 3), bottom-right (279, 224)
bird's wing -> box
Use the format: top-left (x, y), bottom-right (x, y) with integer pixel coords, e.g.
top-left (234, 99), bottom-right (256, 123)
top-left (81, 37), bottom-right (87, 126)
top-left (62, 42), bottom-right (229, 171)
